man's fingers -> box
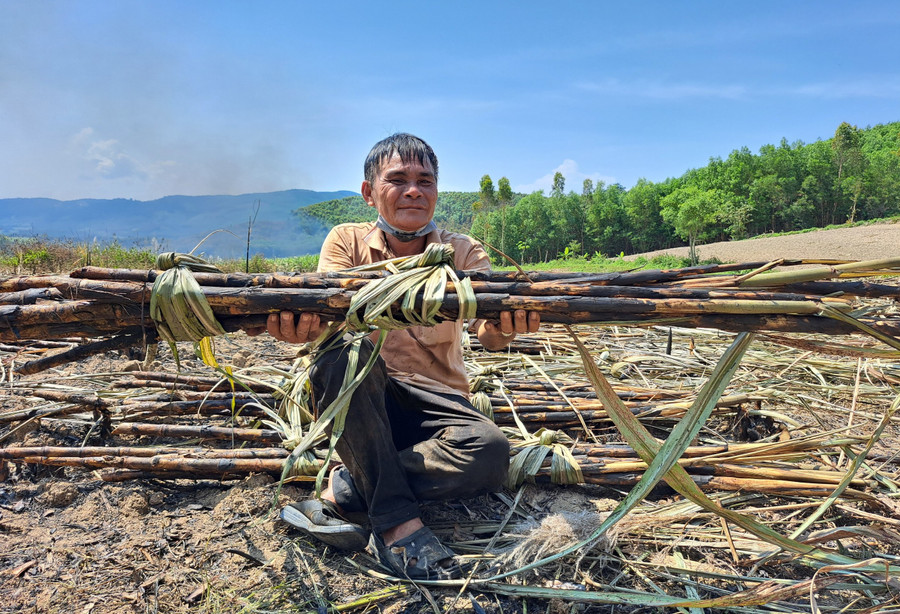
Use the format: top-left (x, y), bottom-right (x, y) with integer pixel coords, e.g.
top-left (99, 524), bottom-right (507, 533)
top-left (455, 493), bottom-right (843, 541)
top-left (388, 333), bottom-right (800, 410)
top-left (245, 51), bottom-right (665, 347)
top-left (513, 310), bottom-right (528, 333)
top-left (499, 311), bottom-right (514, 335)
top-left (266, 312), bottom-right (283, 338)
top-left (280, 311), bottom-right (297, 340)
top-left (495, 310), bottom-right (541, 336)
top-left (296, 313), bottom-right (320, 339)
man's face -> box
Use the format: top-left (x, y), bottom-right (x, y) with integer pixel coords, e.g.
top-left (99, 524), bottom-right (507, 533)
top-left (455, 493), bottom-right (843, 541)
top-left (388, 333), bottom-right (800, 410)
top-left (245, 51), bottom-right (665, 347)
top-left (362, 153), bottom-right (438, 232)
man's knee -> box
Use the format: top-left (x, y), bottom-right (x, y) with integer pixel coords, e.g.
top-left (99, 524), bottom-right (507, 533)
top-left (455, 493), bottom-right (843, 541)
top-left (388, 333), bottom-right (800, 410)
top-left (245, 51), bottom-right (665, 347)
top-left (452, 422), bottom-right (509, 492)
top-left (476, 424), bottom-right (510, 488)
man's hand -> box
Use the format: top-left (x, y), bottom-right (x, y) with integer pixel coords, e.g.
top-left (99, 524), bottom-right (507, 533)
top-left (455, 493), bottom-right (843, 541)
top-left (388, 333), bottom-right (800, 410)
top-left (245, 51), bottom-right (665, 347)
top-left (477, 310), bottom-right (540, 351)
top-left (246, 312), bottom-right (329, 344)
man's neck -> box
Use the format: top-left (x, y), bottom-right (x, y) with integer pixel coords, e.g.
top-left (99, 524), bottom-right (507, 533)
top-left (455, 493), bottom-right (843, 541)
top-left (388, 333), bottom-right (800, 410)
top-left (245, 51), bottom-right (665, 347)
top-left (385, 232), bottom-right (427, 257)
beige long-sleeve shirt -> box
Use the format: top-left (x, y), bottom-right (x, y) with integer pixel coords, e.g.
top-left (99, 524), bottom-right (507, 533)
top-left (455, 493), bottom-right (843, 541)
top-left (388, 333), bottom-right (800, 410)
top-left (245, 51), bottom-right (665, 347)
top-left (318, 222), bottom-right (490, 397)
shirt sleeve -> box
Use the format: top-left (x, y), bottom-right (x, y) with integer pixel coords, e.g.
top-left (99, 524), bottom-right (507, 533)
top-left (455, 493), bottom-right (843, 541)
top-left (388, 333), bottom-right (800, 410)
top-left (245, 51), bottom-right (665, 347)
top-left (455, 235), bottom-right (492, 273)
top-left (317, 227), bottom-right (355, 272)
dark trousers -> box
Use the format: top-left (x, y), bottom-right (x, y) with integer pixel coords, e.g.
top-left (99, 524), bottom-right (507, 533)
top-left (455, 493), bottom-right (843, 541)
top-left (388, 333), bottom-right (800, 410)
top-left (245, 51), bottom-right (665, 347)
top-left (309, 336), bottom-right (510, 535)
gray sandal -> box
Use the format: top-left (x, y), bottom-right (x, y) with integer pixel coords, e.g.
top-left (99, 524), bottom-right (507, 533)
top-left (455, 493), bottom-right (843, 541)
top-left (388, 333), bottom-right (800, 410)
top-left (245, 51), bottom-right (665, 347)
top-left (280, 500), bottom-right (369, 551)
top-left (368, 526), bottom-right (467, 580)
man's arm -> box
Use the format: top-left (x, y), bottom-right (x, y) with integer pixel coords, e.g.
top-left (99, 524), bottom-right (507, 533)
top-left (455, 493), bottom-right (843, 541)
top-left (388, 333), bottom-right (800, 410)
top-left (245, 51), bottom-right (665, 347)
top-left (459, 238), bottom-right (541, 350)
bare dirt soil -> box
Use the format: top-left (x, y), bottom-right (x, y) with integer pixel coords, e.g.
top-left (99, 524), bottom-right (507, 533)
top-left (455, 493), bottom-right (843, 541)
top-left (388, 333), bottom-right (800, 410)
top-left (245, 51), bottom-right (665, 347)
top-left (631, 221), bottom-right (900, 263)
top-left (2, 226), bottom-right (899, 613)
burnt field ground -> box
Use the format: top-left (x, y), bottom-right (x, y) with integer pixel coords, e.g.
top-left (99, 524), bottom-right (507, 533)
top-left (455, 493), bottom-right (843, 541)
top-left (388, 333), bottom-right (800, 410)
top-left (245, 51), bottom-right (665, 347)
top-left (2, 228), bottom-right (900, 613)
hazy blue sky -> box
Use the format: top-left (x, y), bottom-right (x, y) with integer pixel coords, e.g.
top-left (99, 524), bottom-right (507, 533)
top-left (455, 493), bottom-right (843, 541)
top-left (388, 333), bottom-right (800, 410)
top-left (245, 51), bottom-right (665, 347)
top-left (2, 1), bottom-right (899, 201)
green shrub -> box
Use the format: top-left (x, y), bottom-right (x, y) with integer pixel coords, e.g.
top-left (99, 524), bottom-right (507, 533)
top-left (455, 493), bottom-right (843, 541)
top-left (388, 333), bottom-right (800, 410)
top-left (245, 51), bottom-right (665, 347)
top-left (272, 254), bottom-right (319, 272)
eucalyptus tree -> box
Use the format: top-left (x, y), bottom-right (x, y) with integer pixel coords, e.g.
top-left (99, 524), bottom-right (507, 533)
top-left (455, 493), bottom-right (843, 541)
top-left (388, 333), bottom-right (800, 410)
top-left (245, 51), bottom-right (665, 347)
top-left (497, 176), bottom-right (512, 256)
top-left (660, 184), bottom-right (721, 265)
top-left (832, 123), bottom-right (867, 223)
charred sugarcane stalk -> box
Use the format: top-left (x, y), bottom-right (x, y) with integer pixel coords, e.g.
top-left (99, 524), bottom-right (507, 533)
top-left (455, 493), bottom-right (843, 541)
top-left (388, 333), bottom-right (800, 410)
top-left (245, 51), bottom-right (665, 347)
top-left (112, 422), bottom-right (283, 442)
top-left (6, 281), bottom-right (897, 339)
top-left (108, 370), bottom-right (276, 392)
top-left (14, 330), bottom-right (155, 376)
top-left (0, 445), bottom-right (289, 459)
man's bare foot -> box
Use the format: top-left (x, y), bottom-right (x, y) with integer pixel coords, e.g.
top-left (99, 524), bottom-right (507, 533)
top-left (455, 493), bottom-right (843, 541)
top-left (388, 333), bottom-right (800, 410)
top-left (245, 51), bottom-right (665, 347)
top-left (381, 517), bottom-right (425, 547)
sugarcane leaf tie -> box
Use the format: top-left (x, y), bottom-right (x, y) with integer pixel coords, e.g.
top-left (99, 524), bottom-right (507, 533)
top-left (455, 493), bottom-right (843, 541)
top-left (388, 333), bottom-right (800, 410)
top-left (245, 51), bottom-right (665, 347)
top-left (149, 252), bottom-right (226, 369)
top-left (505, 427), bottom-right (583, 488)
top-left (345, 242), bottom-right (476, 331)
top-left (470, 367), bottom-right (501, 420)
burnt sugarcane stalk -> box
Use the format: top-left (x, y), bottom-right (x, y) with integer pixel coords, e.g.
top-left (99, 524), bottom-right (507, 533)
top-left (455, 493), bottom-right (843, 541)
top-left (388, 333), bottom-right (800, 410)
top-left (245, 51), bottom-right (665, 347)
top-left (0, 313), bottom-right (265, 342)
top-left (120, 391), bottom-right (274, 403)
top-left (0, 445), bottom-right (288, 459)
top-left (15, 454), bottom-right (297, 474)
top-left (563, 456), bottom-right (868, 487)
top-left (42, 273), bottom-right (880, 306)
top-left (109, 370), bottom-right (274, 392)
top-left (0, 287), bottom-right (64, 305)
top-left (0, 389), bottom-right (112, 424)
top-left (3, 261), bottom-right (898, 344)
top-left (8, 279), bottom-right (864, 323)
top-left (117, 398), bottom-right (268, 419)
top-left (571, 472), bottom-right (872, 499)
top-left (0, 321), bottom-right (144, 343)
top-left (15, 330), bottom-right (156, 376)
top-left (112, 422), bottom-right (283, 442)
top-left (100, 470), bottom-right (312, 482)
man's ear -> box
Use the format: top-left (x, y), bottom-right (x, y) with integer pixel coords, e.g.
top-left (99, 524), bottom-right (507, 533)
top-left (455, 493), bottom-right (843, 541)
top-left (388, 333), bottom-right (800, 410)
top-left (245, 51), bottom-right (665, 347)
top-left (361, 180), bottom-right (375, 207)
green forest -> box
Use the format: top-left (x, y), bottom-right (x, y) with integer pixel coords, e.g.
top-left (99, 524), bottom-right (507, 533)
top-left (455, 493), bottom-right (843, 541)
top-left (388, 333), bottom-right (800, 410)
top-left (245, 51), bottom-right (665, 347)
top-left (302, 121), bottom-right (900, 264)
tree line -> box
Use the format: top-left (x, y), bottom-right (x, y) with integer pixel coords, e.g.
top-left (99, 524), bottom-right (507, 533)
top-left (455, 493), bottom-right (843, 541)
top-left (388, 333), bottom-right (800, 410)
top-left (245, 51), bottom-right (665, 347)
top-left (471, 121), bottom-right (900, 264)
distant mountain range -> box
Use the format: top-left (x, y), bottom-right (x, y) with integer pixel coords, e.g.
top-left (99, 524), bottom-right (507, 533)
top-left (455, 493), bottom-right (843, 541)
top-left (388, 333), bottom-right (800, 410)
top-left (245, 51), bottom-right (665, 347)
top-left (0, 189), bottom-right (356, 258)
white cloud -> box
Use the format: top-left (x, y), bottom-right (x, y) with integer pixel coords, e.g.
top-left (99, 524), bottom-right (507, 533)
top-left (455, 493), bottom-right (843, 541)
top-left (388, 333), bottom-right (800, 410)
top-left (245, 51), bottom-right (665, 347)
top-left (86, 139), bottom-right (148, 180)
top-left (69, 127), bottom-right (179, 190)
top-left (515, 160), bottom-right (616, 195)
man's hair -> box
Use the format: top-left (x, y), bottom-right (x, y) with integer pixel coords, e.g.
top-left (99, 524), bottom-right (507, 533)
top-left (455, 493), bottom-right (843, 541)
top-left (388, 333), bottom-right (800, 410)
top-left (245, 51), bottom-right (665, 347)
top-left (364, 133), bottom-right (438, 185)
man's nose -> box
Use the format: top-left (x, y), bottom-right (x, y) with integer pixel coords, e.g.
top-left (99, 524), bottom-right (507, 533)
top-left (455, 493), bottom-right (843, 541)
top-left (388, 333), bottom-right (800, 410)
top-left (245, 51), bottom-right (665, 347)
top-left (403, 182), bottom-right (422, 197)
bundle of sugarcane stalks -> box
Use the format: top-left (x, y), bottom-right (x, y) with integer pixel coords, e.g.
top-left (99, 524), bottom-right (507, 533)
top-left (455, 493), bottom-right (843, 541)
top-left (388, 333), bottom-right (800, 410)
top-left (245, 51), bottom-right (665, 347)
top-left (2, 258), bottom-right (900, 358)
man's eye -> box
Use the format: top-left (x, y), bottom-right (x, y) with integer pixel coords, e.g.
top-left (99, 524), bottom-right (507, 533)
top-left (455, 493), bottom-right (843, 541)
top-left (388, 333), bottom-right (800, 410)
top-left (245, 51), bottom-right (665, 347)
top-left (419, 180), bottom-right (434, 187)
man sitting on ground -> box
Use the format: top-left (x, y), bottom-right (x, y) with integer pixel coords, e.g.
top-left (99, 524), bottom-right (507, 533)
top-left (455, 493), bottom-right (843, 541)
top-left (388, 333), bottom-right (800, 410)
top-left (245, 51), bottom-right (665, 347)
top-left (259, 133), bottom-right (540, 579)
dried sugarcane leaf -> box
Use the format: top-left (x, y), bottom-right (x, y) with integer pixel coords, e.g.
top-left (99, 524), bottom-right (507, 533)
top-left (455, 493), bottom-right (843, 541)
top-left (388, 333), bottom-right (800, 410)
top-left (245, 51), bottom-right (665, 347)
top-left (550, 442), bottom-right (583, 485)
top-left (786, 396), bottom-right (898, 541)
top-left (567, 326), bottom-right (900, 574)
top-left (506, 444), bottom-right (551, 489)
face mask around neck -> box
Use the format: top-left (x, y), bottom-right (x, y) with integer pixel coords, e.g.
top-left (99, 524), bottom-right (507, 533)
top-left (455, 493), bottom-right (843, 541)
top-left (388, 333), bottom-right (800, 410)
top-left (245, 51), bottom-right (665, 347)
top-left (375, 215), bottom-right (437, 242)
